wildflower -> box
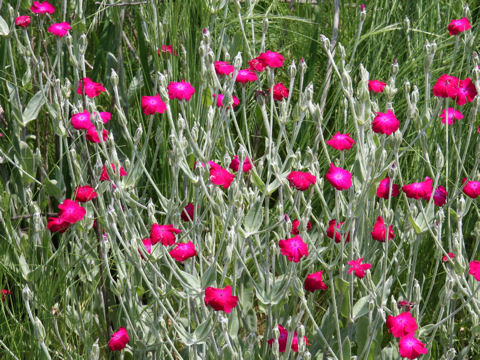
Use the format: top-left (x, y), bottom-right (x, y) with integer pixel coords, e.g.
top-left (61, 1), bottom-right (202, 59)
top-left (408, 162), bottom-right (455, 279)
top-left (214, 61), bottom-right (234, 75)
top-left (398, 300), bottom-right (415, 311)
top-left (439, 108), bottom-right (464, 125)
top-left (326, 132), bottom-right (355, 150)
top-left (97, 112), bottom-right (111, 124)
top-left (325, 163), bottom-right (352, 190)
top-left (433, 186), bottom-right (447, 206)
top-left (150, 224), bottom-right (181, 246)
top-left (77, 78), bottom-right (106, 98)
top-left (386, 312), bottom-right (418, 338)
top-left (74, 185), bottom-right (98, 202)
top-left (348, 258), bottom-right (372, 279)
top-left (372, 110), bottom-right (399, 135)
top-left (209, 161), bottom-right (235, 189)
top-left (371, 216), bottom-right (394, 242)
top-left (181, 203), bottom-right (195, 222)
top-left (402, 177), bottom-right (433, 200)
top-left (15, 16), bottom-right (31, 27)
top-left (108, 327), bottom-right (129, 351)
top-left (57, 199), bottom-right (86, 224)
top-left (204, 285), bottom-right (238, 313)
top-left (291, 218), bottom-right (312, 235)
top-left (249, 58), bottom-right (265, 72)
top-left (267, 325), bottom-right (309, 353)
top-left (442, 252), bottom-right (455, 262)
top-left (398, 335), bottom-right (428, 359)
top-left (212, 94), bottom-right (240, 108)
top-left (461, 178), bottom-right (480, 199)
top-left (169, 242), bottom-right (197, 262)
top-left (376, 177), bottom-right (400, 199)
top-left (278, 235), bottom-right (309, 262)
top-left (272, 83), bottom-right (289, 101)
top-left (455, 78), bottom-right (477, 106)
top-left (236, 69), bottom-right (258, 83)
top-left (167, 80), bottom-right (195, 101)
top-left (326, 219), bottom-right (350, 243)
top-left (141, 94), bottom-right (166, 115)
top-left (139, 238), bottom-right (152, 259)
top-left (71, 111), bottom-right (93, 130)
top-left (469, 260), bottom-right (480, 281)
top-left (100, 163), bottom-right (127, 181)
top-left (432, 74), bottom-right (459, 98)
top-left (48, 22), bottom-right (71, 37)
top-left (47, 217), bottom-right (70, 233)
top-left (368, 80), bottom-right (386, 93)
top-left (304, 271), bottom-right (328, 292)
top-left (1, 289), bottom-right (12, 301)
top-left (257, 50), bottom-right (285, 68)
top-left (229, 155), bottom-right (252, 173)
top-left (287, 171), bottom-right (316, 191)
top-left (158, 45), bottom-right (175, 55)
top-left (85, 127), bottom-right (108, 143)
top-left (30, 1), bottom-right (55, 14)
top-left (448, 17), bottom-right (471, 35)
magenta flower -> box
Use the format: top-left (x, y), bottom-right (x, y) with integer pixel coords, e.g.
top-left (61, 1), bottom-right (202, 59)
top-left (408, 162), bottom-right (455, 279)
top-left (97, 111), bottom-right (112, 124)
top-left (433, 186), bottom-right (447, 206)
top-left (229, 155), bottom-right (252, 173)
top-left (448, 17), bottom-right (471, 35)
top-left (209, 161), bottom-right (235, 189)
top-left (214, 61), bottom-right (234, 75)
top-left (71, 110), bottom-right (93, 130)
top-left (398, 335), bottom-right (428, 359)
top-left (455, 78), bottom-right (477, 106)
top-left (304, 271), bottom-right (328, 292)
top-left (439, 108), bottom-right (464, 125)
top-left (290, 218), bottom-right (312, 235)
top-left (85, 127), bottom-right (108, 143)
top-left (168, 80), bottom-right (195, 101)
top-left (462, 178), bottom-right (480, 199)
top-left (287, 171), bottom-right (317, 191)
top-left (278, 235), bottom-right (309, 262)
top-left (368, 80), bottom-right (386, 93)
top-left (181, 203), bottom-right (195, 222)
top-left (402, 177), bottom-right (433, 200)
top-left (386, 312), bottom-right (418, 338)
top-left (248, 58), bottom-right (265, 72)
top-left (326, 219), bottom-right (350, 243)
top-left (469, 260), bottom-right (480, 281)
top-left (376, 177), bottom-right (400, 199)
top-left (100, 163), bottom-right (127, 181)
top-left (236, 69), bottom-right (258, 83)
top-left (272, 83), bottom-right (289, 101)
top-left (372, 110), bottom-right (399, 135)
top-left (442, 252), bottom-right (455, 262)
top-left (57, 199), bottom-right (86, 224)
top-left (325, 163), bottom-right (352, 191)
top-left (30, 1), bottom-right (55, 14)
top-left (169, 241), bottom-right (197, 262)
top-left (158, 45), bottom-right (175, 55)
top-left (204, 285), bottom-right (238, 313)
top-left (398, 300), bottom-right (415, 311)
top-left (326, 132), bottom-right (355, 150)
top-left (74, 185), bottom-right (97, 202)
top-left (267, 325), bottom-right (309, 353)
top-left (141, 94), bottom-right (166, 115)
top-left (139, 238), bottom-right (152, 259)
top-left (150, 224), bottom-right (181, 246)
top-left (1, 289), bottom-right (12, 301)
top-left (212, 94), bottom-right (240, 108)
top-left (77, 78), bottom-right (106, 98)
top-left (371, 216), bottom-right (394, 242)
top-left (108, 327), bottom-right (129, 351)
top-left (432, 74), bottom-right (459, 98)
top-left (47, 216), bottom-right (70, 233)
top-left (15, 16), bottom-right (31, 28)
top-left (257, 50), bottom-right (285, 68)
top-left (348, 258), bottom-right (372, 279)
top-left (48, 22), bottom-right (71, 37)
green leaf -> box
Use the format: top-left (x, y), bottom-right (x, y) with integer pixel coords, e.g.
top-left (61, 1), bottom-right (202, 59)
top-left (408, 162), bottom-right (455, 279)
top-left (201, 263), bottom-right (217, 288)
top-left (0, 16), bottom-right (9, 36)
top-left (176, 270), bottom-right (201, 294)
top-left (43, 178), bottom-right (63, 198)
top-left (192, 316), bottom-right (213, 343)
top-left (352, 296), bottom-right (370, 319)
top-left (22, 91), bottom-right (45, 126)
top-left (244, 199), bottom-right (263, 234)
top-left (342, 337), bottom-right (351, 360)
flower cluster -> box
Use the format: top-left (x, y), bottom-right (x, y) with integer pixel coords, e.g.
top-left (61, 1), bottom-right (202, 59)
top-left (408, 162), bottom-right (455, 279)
top-left (47, 199), bottom-right (87, 233)
top-left (386, 312), bottom-right (427, 359)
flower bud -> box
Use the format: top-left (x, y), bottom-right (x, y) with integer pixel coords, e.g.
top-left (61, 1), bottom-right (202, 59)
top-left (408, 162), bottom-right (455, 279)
top-left (22, 285), bottom-right (33, 302)
top-left (457, 197), bottom-right (466, 218)
top-left (34, 316), bottom-right (46, 341)
top-left (289, 60), bottom-right (296, 79)
top-left (79, 34), bottom-right (88, 55)
top-left (262, 18), bottom-right (269, 34)
top-left (110, 69), bottom-right (119, 87)
top-left (90, 339), bottom-right (100, 360)
top-left (391, 60), bottom-right (399, 76)
top-left (404, 17), bottom-right (410, 33)
top-left (435, 145), bottom-right (444, 170)
top-left (233, 52), bottom-right (243, 71)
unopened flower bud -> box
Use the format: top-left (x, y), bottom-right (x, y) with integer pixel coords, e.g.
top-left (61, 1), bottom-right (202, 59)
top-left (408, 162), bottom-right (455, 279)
top-left (79, 34), bottom-right (88, 55)
top-left (133, 124), bottom-right (143, 144)
top-left (262, 18), bottom-right (269, 34)
top-left (110, 69), bottom-right (119, 87)
top-left (289, 60), bottom-right (296, 79)
top-left (435, 146), bottom-right (444, 170)
top-left (233, 52), bottom-right (242, 71)
top-left (22, 285), bottom-right (33, 302)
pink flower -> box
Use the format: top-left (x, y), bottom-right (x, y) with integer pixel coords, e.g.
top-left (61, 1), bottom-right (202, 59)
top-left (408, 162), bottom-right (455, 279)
top-left (448, 17), bottom-right (471, 35)
top-left (360, 4), bottom-right (366, 11)
top-left (372, 110), bottom-right (399, 135)
top-left (204, 285), bottom-right (238, 313)
top-left (248, 58), bottom-right (265, 72)
top-left (325, 163), bottom-right (352, 190)
top-left (257, 50), bottom-right (285, 68)
top-left (432, 74), bottom-right (459, 98)
top-left (158, 45), bottom-right (175, 55)
top-left (326, 132), bottom-right (355, 150)
top-left (212, 94), bottom-right (240, 108)
top-left (168, 80), bottom-right (195, 101)
top-left (291, 218), bottom-right (312, 235)
top-left (442, 252), bottom-right (455, 262)
top-left (287, 171), bottom-right (316, 191)
top-left (433, 186), bottom-right (447, 206)
top-left (77, 78), bottom-right (106, 98)
top-left (139, 238), bottom-right (152, 259)
top-left (371, 216), bottom-right (394, 242)
top-left (74, 185), bottom-right (97, 202)
top-left (398, 300), bottom-right (415, 311)
top-left (181, 203), bottom-right (195, 222)
top-left (15, 16), bottom-right (31, 27)
top-left (30, 1), bottom-right (55, 14)
top-left (85, 127), bottom-right (108, 143)
top-left (462, 178), bottom-right (480, 199)
top-left (71, 110), bottom-right (93, 130)
top-left (304, 271), bottom-right (328, 292)
top-left (469, 260), bottom-right (480, 281)
top-left (1, 289), bottom-right (12, 301)
top-left (455, 78), bottom-right (477, 106)
top-left (169, 241), bottom-right (197, 262)
top-left (402, 177), bottom-right (433, 200)
top-left (326, 219), bottom-right (350, 243)
top-left (398, 335), bottom-right (428, 359)
top-left (439, 108), bottom-right (464, 125)
top-left (47, 217), bottom-right (70, 233)
top-left (278, 235), bottom-right (309, 263)
top-left (150, 224), bottom-right (181, 246)
top-left (272, 83), bottom-right (289, 101)
top-left (267, 325), bottom-right (309, 353)
top-left (229, 155), bottom-right (252, 173)
top-left (108, 327), bottom-right (129, 351)
top-left (368, 80), bottom-right (386, 93)
top-left (236, 69), bottom-right (258, 83)
top-left (48, 22), bottom-right (71, 37)
top-left (141, 94), bottom-right (166, 115)
top-left (386, 312), bottom-right (418, 338)
top-left (214, 61), bottom-right (234, 75)
top-left (348, 258), bottom-right (372, 279)
top-left (97, 112), bottom-right (112, 124)
top-left (376, 177), bottom-right (400, 199)
top-left (100, 163), bottom-right (127, 181)
top-left (209, 161), bottom-right (235, 189)
top-left (57, 199), bottom-right (86, 224)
